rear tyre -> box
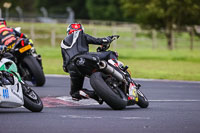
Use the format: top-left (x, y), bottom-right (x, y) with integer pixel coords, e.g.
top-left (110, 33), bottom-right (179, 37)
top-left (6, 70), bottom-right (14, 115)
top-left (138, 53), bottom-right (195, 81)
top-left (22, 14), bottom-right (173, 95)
top-left (23, 85), bottom-right (43, 112)
top-left (137, 90), bottom-right (149, 108)
top-left (22, 55), bottom-right (45, 86)
top-left (90, 72), bottom-right (127, 110)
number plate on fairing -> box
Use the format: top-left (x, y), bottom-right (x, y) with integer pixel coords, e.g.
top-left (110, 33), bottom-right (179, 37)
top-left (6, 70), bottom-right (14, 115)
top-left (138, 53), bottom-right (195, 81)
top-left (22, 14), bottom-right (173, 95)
top-left (19, 44), bottom-right (32, 53)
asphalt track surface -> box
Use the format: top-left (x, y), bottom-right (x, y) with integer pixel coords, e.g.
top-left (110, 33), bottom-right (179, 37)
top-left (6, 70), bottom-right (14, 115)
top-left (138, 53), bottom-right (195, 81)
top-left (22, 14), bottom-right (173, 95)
top-left (1, 75), bottom-right (200, 133)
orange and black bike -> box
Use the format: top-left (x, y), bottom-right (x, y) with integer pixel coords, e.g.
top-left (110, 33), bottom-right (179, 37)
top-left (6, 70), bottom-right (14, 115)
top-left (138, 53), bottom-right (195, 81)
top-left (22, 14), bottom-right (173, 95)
top-left (6, 38), bottom-right (45, 86)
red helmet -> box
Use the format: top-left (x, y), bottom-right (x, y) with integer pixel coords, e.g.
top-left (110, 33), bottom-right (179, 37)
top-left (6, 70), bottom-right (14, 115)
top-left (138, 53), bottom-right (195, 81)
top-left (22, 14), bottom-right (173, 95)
top-left (0, 18), bottom-right (6, 26)
top-left (67, 23), bottom-right (84, 35)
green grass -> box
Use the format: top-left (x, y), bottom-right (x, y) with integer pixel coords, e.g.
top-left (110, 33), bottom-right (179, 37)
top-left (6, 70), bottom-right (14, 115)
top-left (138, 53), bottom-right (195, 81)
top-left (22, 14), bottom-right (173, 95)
top-left (35, 46), bottom-right (65, 75)
top-left (117, 48), bottom-right (200, 62)
top-left (35, 45), bottom-right (200, 81)
top-left (8, 21), bottom-right (200, 50)
top-left (123, 59), bottom-right (200, 81)
top-left (7, 21), bottom-right (200, 81)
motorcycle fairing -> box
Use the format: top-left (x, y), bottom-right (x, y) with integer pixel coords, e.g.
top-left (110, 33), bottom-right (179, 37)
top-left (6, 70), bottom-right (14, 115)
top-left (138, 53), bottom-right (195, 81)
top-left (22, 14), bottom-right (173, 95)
top-left (0, 58), bottom-right (21, 82)
top-left (128, 82), bottom-right (138, 102)
top-left (0, 58), bottom-right (24, 108)
top-left (0, 76), bottom-right (24, 108)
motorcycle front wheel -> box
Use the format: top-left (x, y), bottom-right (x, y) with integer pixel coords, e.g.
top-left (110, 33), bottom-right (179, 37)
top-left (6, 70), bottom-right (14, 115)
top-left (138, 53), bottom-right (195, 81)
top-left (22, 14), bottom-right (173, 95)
top-left (90, 72), bottom-right (127, 110)
top-left (22, 84), bottom-right (43, 112)
top-left (21, 55), bottom-right (45, 86)
top-left (137, 90), bottom-right (149, 108)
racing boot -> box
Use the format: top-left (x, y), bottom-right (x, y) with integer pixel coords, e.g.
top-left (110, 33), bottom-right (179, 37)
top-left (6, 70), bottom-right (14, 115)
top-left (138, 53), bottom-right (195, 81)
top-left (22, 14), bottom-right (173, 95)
top-left (80, 89), bottom-right (103, 105)
top-left (71, 89), bottom-right (103, 104)
top-left (71, 91), bottom-right (82, 101)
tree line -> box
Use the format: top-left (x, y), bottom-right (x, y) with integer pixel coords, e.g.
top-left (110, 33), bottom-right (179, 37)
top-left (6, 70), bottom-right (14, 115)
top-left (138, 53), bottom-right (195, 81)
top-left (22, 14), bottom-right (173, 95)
top-left (1, 0), bottom-right (200, 50)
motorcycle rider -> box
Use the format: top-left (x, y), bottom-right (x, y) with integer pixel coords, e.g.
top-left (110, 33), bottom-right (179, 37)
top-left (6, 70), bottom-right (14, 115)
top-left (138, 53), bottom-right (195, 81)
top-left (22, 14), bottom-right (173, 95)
top-left (0, 18), bottom-right (28, 47)
top-left (61, 23), bottom-right (118, 103)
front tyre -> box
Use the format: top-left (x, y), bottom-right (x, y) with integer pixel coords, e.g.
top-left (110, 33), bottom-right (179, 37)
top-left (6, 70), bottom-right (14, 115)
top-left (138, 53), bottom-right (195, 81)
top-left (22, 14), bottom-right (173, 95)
top-left (22, 55), bottom-right (45, 86)
top-left (23, 85), bottom-right (43, 112)
top-left (137, 90), bottom-right (149, 108)
top-left (90, 72), bottom-right (127, 110)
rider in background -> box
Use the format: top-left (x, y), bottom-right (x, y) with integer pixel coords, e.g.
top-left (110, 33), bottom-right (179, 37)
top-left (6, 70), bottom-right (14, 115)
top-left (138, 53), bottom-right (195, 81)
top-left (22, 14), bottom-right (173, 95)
top-left (61, 23), bottom-right (118, 103)
top-left (0, 18), bottom-right (28, 47)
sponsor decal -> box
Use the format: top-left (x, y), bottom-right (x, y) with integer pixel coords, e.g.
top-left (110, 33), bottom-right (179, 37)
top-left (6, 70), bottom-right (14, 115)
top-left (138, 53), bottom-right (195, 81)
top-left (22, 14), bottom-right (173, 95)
top-left (2, 31), bottom-right (9, 36)
top-left (3, 88), bottom-right (9, 99)
top-left (7, 42), bottom-right (15, 49)
top-left (128, 83), bottom-right (138, 102)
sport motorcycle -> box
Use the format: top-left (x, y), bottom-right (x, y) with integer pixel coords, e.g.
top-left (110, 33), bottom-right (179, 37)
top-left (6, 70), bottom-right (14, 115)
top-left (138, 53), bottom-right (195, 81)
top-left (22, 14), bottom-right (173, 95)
top-left (72, 35), bottom-right (149, 110)
top-left (0, 47), bottom-right (43, 112)
top-left (6, 29), bottom-right (45, 86)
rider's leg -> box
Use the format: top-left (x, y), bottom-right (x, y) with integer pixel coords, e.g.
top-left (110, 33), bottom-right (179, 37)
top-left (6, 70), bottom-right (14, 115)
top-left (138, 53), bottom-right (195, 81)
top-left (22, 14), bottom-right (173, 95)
top-left (67, 62), bottom-right (85, 100)
top-left (67, 63), bottom-right (103, 104)
top-left (70, 74), bottom-right (85, 100)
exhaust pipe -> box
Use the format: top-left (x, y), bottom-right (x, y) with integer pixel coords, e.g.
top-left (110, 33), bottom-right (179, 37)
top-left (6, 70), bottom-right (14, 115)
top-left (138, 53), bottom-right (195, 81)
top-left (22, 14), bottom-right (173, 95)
top-left (99, 61), bottom-right (125, 82)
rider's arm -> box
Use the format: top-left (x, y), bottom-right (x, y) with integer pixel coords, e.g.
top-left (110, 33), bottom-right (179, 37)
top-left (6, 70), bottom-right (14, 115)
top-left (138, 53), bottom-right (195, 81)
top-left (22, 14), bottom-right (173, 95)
top-left (13, 28), bottom-right (27, 38)
top-left (84, 33), bottom-right (111, 45)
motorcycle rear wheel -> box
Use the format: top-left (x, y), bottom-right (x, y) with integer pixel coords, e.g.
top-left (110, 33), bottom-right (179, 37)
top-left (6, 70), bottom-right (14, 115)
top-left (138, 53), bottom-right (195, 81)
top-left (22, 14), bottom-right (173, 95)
top-left (21, 55), bottom-right (45, 86)
top-left (90, 72), bottom-right (127, 110)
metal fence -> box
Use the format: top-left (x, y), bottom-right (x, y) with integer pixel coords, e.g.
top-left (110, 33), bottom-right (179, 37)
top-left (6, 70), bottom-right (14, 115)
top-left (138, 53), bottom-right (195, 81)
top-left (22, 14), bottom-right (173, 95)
top-left (8, 18), bottom-right (200, 50)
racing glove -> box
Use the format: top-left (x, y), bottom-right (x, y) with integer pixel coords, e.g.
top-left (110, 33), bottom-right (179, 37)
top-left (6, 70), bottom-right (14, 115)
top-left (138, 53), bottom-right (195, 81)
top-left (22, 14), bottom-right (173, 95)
top-left (102, 36), bottom-right (112, 45)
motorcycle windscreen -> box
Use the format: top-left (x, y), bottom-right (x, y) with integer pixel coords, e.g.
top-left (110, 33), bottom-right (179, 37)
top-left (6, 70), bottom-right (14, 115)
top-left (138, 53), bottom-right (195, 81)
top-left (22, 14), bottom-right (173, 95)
top-left (0, 77), bottom-right (24, 108)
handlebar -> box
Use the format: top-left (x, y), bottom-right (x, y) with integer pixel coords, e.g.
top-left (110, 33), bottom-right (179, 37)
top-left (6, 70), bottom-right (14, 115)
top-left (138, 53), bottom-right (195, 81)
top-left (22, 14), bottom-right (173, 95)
top-left (111, 35), bottom-right (120, 41)
top-left (97, 35), bottom-right (120, 52)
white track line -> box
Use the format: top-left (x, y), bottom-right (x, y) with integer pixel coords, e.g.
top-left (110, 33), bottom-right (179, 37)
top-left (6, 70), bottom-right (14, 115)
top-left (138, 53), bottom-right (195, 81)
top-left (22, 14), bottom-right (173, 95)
top-left (60, 115), bottom-right (150, 120)
top-left (150, 99), bottom-right (200, 102)
top-left (56, 96), bottom-right (200, 105)
top-left (45, 74), bottom-right (200, 84)
top-left (121, 117), bottom-right (150, 120)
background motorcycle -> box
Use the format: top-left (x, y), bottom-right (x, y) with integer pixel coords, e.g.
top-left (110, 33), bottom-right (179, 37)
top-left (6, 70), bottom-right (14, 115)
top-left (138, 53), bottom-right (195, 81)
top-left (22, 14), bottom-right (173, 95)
top-left (72, 35), bottom-right (149, 110)
top-left (7, 37), bottom-right (45, 86)
top-left (0, 49), bottom-right (43, 112)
